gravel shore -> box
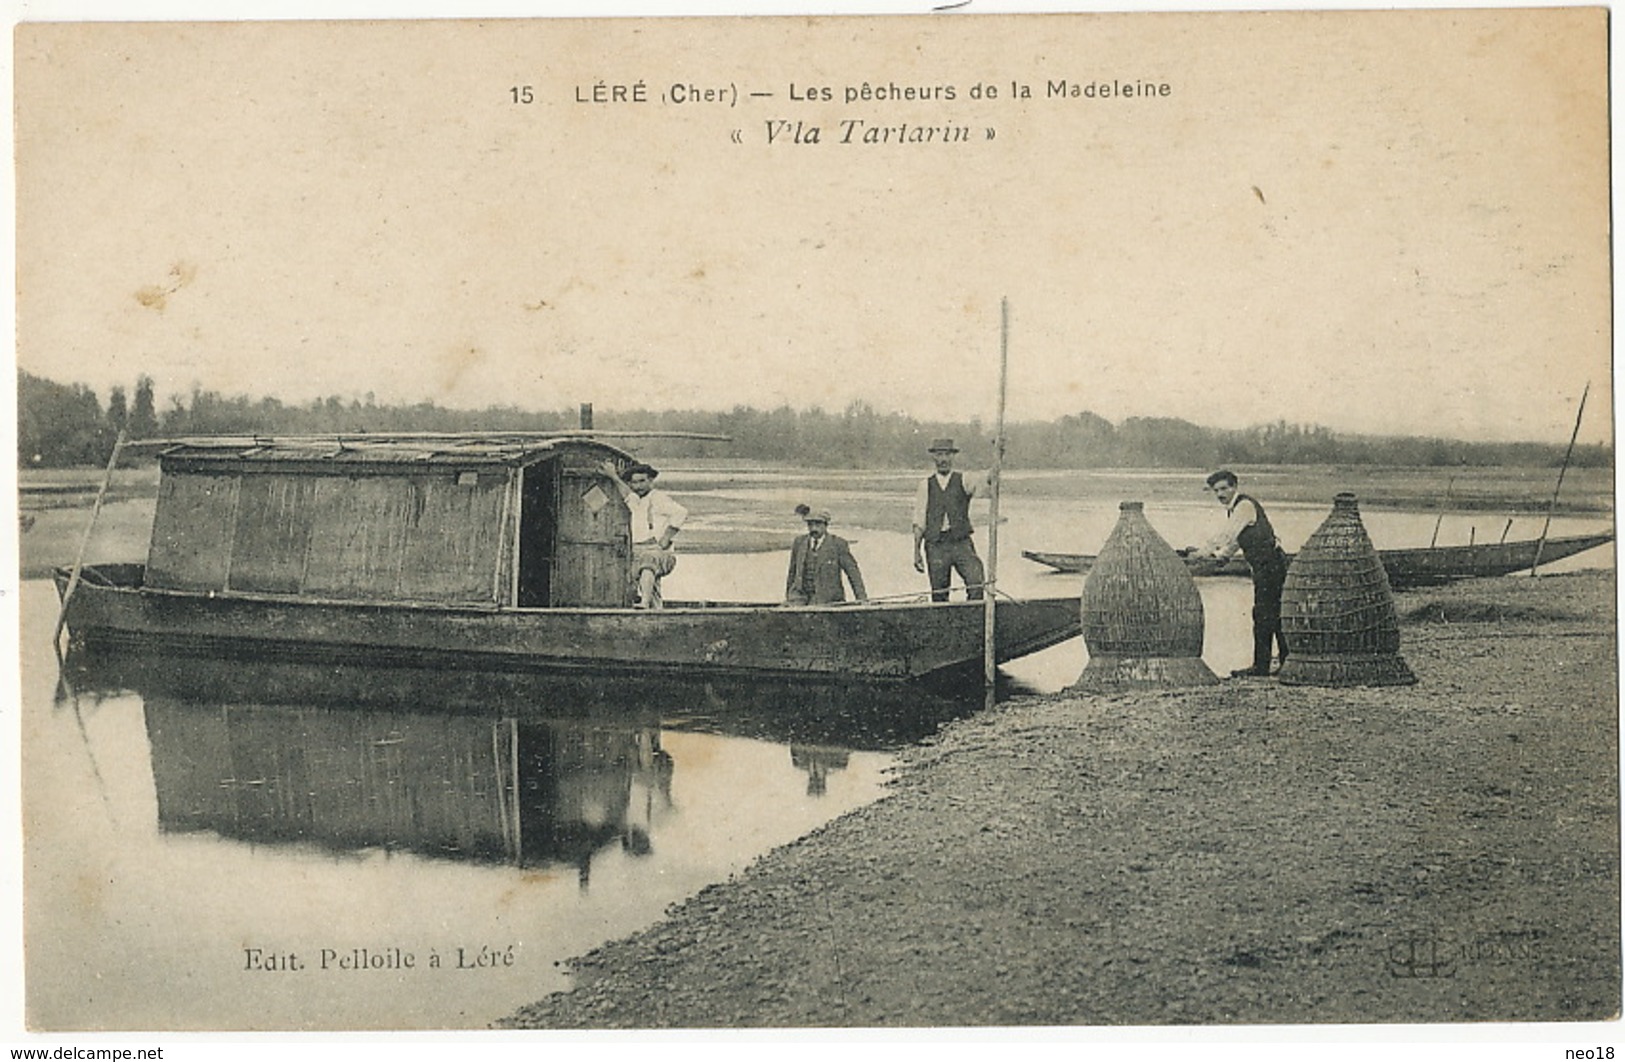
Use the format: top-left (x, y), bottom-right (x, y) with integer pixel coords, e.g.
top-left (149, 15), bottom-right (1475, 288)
top-left (500, 569), bottom-right (1620, 1030)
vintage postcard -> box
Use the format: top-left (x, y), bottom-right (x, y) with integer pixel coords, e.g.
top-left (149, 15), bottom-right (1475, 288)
top-left (7, 2), bottom-right (1617, 1054)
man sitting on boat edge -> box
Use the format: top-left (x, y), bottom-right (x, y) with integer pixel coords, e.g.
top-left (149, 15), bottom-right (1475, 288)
top-left (784, 507), bottom-right (868, 606)
top-left (600, 458), bottom-right (688, 609)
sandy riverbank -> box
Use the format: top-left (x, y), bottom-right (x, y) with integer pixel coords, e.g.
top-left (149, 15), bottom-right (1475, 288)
top-left (501, 569), bottom-right (1619, 1029)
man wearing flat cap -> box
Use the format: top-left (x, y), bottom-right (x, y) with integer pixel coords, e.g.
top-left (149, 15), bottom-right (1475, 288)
top-left (911, 438), bottom-right (993, 602)
top-left (785, 508), bottom-right (868, 606)
top-left (600, 458), bottom-right (688, 609)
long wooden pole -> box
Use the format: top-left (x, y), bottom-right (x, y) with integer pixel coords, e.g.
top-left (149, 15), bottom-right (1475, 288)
top-left (983, 298), bottom-right (1011, 694)
top-left (54, 428), bottom-right (127, 653)
top-left (1531, 381), bottom-right (1590, 578)
top-left (1429, 474), bottom-right (1455, 548)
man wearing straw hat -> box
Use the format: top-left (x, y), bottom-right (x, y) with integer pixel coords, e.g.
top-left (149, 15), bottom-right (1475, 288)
top-left (600, 458), bottom-right (688, 609)
top-left (784, 507), bottom-right (868, 606)
top-left (911, 438), bottom-right (992, 603)
top-left (1193, 469), bottom-right (1289, 677)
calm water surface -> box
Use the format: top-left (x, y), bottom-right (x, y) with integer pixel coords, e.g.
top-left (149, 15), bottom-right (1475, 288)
top-left (22, 480), bottom-right (1611, 1030)
top-left (24, 580), bottom-right (972, 1030)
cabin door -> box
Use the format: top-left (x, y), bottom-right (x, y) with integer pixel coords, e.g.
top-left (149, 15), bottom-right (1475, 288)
top-left (548, 455), bottom-right (631, 607)
top-left (517, 465), bottom-right (556, 607)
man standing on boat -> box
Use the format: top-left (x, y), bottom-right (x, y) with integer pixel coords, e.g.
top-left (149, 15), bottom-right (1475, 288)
top-left (601, 459), bottom-right (687, 609)
top-left (785, 508), bottom-right (868, 606)
top-left (1192, 469), bottom-right (1289, 677)
top-left (912, 438), bottom-right (992, 603)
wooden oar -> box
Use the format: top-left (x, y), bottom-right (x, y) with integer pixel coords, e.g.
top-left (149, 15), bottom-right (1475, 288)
top-left (983, 298), bottom-right (1011, 702)
top-left (53, 428), bottom-right (127, 654)
top-left (1531, 382), bottom-right (1590, 578)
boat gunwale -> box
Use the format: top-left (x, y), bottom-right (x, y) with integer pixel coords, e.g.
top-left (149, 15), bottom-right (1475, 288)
top-left (52, 564), bottom-right (1077, 617)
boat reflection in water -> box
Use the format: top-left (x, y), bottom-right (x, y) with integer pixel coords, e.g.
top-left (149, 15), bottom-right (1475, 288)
top-left (58, 649), bottom-right (1018, 881)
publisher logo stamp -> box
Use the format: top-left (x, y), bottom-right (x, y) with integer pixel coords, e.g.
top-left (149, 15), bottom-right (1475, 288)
top-left (1384, 932), bottom-right (1542, 979)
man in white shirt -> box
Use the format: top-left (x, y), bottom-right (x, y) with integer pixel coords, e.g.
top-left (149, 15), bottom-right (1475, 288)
top-left (601, 459), bottom-right (688, 609)
top-left (910, 438), bottom-right (994, 602)
top-left (1200, 480), bottom-right (1260, 562)
top-left (1191, 469), bottom-right (1289, 677)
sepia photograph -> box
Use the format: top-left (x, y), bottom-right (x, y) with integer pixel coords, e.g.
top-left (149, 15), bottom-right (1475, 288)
top-left (6, 1), bottom-right (1618, 1055)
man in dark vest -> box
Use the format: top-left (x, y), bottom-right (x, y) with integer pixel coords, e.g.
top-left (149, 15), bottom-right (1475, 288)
top-left (911, 438), bottom-right (992, 602)
top-left (784, 508), bottom-right (868, 606)
top-left (1195, 469), bottom-right (1289, 677)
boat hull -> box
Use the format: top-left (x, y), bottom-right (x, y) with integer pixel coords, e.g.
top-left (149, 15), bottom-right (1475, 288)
top-left (53, 565), bottom-right (1080, 682)
top-left (1022, 532), bottom-right (1614, 588)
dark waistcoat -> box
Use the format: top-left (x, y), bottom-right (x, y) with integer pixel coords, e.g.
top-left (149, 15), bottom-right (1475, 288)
top-left (924, 473), bottom-right (974, 543)
top-left (1235, 493), bottom-right (1283, 569)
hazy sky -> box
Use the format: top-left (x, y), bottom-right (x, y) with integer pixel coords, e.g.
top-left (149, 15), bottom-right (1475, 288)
top-left (13, 6), bottom-right (1612, 445)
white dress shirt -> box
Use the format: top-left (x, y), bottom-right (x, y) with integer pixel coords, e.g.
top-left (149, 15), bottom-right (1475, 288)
top-left (1204, 497), bottom-right (1258, 560)
top-left (626, 489), bottom-right (687, 545)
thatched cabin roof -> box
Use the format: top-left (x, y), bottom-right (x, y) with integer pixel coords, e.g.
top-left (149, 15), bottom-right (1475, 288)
top-left (154, 434), bottom-right (637, 473)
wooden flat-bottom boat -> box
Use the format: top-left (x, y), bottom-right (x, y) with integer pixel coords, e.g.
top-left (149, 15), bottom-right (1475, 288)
top-left (1022, 531), bottom-right (1613, 588)
top-left (54, 563), bottom-right (1081, 682)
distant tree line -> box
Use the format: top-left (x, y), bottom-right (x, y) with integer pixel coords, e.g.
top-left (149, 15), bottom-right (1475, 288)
top-left (16, 370), bottom-right (1613, 471)
top-left (18, 371), bottom-right (158, 466)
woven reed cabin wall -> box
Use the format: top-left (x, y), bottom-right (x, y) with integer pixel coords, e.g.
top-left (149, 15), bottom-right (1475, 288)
top-left (143, 438), bottom-right (634, 610)
top-left (1071, 501), bottom-right (1218, 691)
top-left (1278, 492), bottom-right (1416, 687)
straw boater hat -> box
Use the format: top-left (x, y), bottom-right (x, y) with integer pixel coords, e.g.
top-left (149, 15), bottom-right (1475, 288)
top-left (928, 438), bottom-right (959, 453)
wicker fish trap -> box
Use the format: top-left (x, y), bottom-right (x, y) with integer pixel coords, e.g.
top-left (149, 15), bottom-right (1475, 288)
top-left (1071, 501), bottom-right (1218, 691)
top-left (1278, 492), bottom-right (1416, 687)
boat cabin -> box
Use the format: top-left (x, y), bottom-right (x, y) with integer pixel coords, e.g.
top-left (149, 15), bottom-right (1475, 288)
top-left (145, 437), bottom-right (638, 609)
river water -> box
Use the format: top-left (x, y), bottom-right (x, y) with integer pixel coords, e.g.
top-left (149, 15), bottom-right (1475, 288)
top-left (19, 475), bottom-right (1612, 1030)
